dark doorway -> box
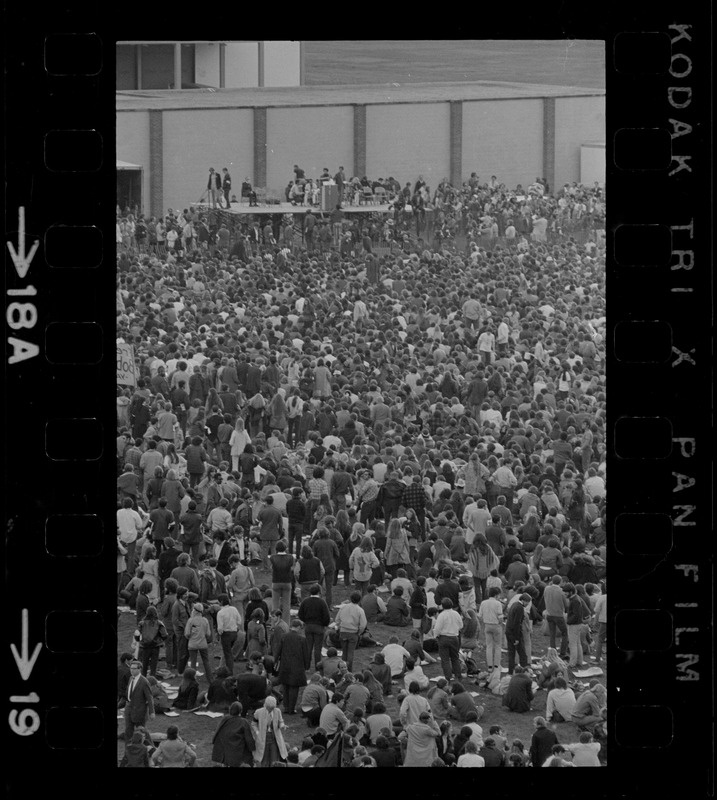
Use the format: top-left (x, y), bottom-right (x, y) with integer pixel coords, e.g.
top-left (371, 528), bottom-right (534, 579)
top-left (116, 169), bottom-right (143, 214)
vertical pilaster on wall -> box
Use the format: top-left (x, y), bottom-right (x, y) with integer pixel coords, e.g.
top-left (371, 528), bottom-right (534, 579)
top-left (135, 45), bottom-right (142, 90)
top-left (257, 41), bottom-right (265, 88)
top-left (353, 105), bottom-right (366, 180)
top-left (299, 41), bottom-right (305, 86)
top-left (543, 97), bottom-right (556, 191)
top-left (173, 42), bottom-right (182, 90)
top-left (254, 107), bottom-right (267, 188)
top-left (149, 110), bottom-right (163, 219)
top-left (450, 101), bottom-right (463, 188)
top-left (219, 43), bottom-right (226, 89)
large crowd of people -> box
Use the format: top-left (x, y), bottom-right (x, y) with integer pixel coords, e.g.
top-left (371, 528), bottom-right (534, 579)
top-left (116, 169), bottom-right (607, 767)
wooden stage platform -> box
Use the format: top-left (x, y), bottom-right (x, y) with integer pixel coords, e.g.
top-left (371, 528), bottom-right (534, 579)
top-left (195, 201), bottom-right (394, 216)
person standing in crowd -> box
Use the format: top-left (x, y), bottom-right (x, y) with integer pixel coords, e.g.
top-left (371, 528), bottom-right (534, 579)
top-left (298, 583), bottom-right (331, 671)
top-left (269, 540), bottom-right (295, 624)
top-left (211, 701), bottom-right (256, 767)
top-left (275, 619), bottom-right (311, 715)
top-left (433, 598), bottom-right (463, 682)
top-left (257, 495), bottom-right (283, 571)
top-left (184, 602), bottom-right (214, 683)
top-left (506, 593), bottom-right (531, 674)
top-left (216, 593), bottom-right (242, 675)
top-left (122, 661), bottom-right (154, 742)
top-left (334, 591), bottom-right (367, 672)
top-left (253, 695), bottom-right (288, 767)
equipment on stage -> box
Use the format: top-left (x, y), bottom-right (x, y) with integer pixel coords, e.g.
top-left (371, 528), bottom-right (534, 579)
top-left (320, 183), bottom-right (339, 213)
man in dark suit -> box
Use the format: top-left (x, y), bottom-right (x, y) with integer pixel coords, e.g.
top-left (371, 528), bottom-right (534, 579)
top-left (505, 594), bottom-right (531, 674)
top-left (123, 661), bottom-right (155, 741)
top-left (275, 619), bottom-right (311, 715)
top-left (117, 652), bottom-right (133, 709)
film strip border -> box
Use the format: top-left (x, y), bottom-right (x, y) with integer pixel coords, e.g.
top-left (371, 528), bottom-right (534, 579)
top-left (607, 15), bottom-right (712, 789)
top-left (4, 26), bottom-right (117, 780)
top-left (3, 12), bottom-right (714, 796)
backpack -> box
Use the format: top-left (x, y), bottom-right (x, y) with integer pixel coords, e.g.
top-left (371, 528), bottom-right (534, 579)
top-left (464, 656), bottom-right (480, 675)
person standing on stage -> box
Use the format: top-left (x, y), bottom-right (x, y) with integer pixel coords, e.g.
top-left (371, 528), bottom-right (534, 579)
top-left (207, 168), bottom-right (222, 208)
top-left (222, 168), bottom-right (232, 209)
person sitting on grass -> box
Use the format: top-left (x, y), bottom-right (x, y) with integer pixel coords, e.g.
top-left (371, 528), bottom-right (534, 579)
top-left (447, 681), bottom-right (481, 722)
top-left (151, 725), bottom-right (197, 767)
top-left (383, 585), bottom-right (412, 627)
top-left (172, 667), bottom-right (200, 710)
top-left (564, 731), bottom-right (602, 766)
top-left (403, 628), bottom-right (438, 665)
top-left (403, 657), bottom-right (430, 691)
top-left (502, 665), bottom-right (534, 713)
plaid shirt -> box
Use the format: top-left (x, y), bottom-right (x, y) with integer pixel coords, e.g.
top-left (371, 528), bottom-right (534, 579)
top-left (307, 478), bottom-right (329, 501)
top-left (358, 479), bottom-right (380, 503)
top-left (125, 446), bottom-right (142, 473)
top-left (401, 482), bottom-right (426, 511)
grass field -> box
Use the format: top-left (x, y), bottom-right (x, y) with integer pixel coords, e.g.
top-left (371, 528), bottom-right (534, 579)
top-left (304, 40), bottom-right (605, 90)
top-left (118, 569), bottom-right (606, 767)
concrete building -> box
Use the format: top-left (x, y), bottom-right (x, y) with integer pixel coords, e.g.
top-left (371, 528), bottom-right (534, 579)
top-left (116, 81), bottom-right (605, 217)
top-left (116, 41), bottom-right (303, 91)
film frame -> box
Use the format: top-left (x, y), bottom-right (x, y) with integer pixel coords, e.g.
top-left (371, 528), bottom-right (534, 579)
top-left (3, 10), bottom-right (713, 797)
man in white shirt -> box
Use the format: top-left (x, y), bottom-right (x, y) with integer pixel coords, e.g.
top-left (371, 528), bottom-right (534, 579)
top-left (216, 594), bottom-right (242, 673)
top-left (334, 592), bottom-right (368, 672)
top-left (478, 587), bottom-right (505, 672)
top-left (477, 326), bottom-right (496, 366)
top-left (592, 590), bottom-right (607, 664)
top-left (462, 498), bottom-right (478, 544)
top-left (433, 598), bottom-right (464, 681)
top-left (496, 317), bottom-right (511, 355)
top-left (207, 499), bottom-right (233, 534)
top-left (457, 741), bottom-right (485, 767)
top-left (584, 469), bottom-right (606, 499)
top-left (381, 636), bottom-right (411, 678)
top-left (467, 499), bottom-right (492, 542)
top-left (117, 498), bottom-right (146, 575)
top-left (403, 658), bottom-right (430, 691)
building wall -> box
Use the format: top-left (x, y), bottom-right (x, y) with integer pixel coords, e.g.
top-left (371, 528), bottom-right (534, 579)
top-left (462, 99), bottom-right (544, 189)
top-left (137, 44), bottom-right (195, 90)
top-left (580, 143), bottom-right (606, 186)
top-left (116, 45), bottom-right (137, 91)
top-left (161, 109), bottom-right (254, 210)
top-left (366, 103), bottom-right (450, 187)
top-left (262, 41), bottom-right (301, 87)
top-left (554, 96), bottom-right (606, 188)
top-left (116, 112), bottom-right (150, 213)
top-left (194, 44), bottom-right (221, 87)
top-left (225, 42), bottom-right (259, 88)
top-left (116, 92), bottom-right (605, 214)
top-left (265, 106), bottom-right (353, 192)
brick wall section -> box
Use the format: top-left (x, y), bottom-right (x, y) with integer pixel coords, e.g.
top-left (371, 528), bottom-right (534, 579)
top-left (353, 105), bottom-right (366, 178)
top-left (542, 97), bottom-right (556, 191)
top-left (148, 110), bottom-right (163, 218)
top-left (254, 107), bottom-right (267, 188)
top-left (450, 101), bottom-right (463, 187)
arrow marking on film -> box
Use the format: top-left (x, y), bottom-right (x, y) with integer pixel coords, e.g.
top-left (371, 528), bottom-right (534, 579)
top-left (6, 207), bottom-right (40, 280)
top-left (10, 609), bottom-right (42, 681)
